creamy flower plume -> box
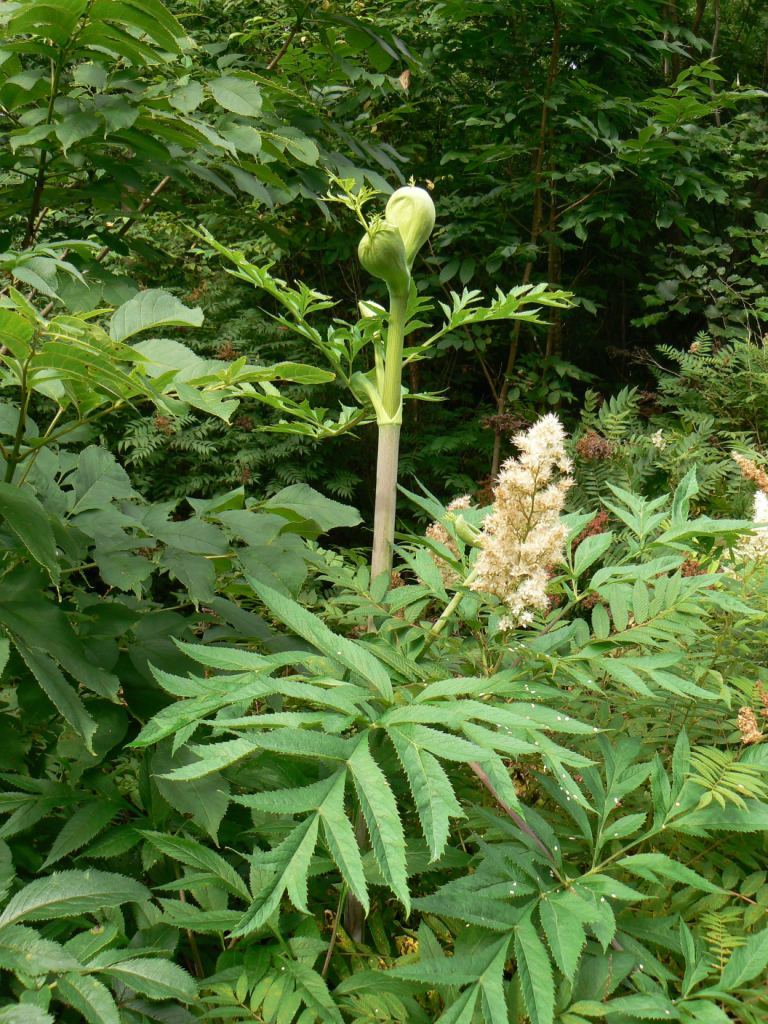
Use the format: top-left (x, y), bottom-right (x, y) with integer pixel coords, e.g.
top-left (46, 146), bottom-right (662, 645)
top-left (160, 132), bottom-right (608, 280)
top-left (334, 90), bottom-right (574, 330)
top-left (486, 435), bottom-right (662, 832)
top-left (733, 453), bottom-right (768, 562)
top-left (426, 495), bottom-right (472, 586)
top-left (470, 414), bottom-right (573, 628)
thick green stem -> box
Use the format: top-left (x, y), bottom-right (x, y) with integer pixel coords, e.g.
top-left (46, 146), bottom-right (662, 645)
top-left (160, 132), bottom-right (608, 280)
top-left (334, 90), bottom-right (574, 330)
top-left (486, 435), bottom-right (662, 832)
top-left (346, 290), bottom-right (408, 943)
top-left (369, 289), bottom-right (408, 585)
top-left (370, 422), bottom-right (401, 585)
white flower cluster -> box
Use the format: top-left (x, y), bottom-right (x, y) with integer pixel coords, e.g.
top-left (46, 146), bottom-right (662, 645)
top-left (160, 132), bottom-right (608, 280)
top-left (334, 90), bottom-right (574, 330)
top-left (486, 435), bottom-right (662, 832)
top-left (736, 489), bottom-right (768, 562)
top-left (470, 414), bottom-right (573, 629)
top-left (426, 495), bottom-right (472, 585)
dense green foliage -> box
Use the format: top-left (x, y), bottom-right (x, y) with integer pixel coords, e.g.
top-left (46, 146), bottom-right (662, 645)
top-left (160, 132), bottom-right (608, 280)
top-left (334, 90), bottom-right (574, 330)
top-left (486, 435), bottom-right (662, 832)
top-left (1, 1), bottom-right (767, 1023)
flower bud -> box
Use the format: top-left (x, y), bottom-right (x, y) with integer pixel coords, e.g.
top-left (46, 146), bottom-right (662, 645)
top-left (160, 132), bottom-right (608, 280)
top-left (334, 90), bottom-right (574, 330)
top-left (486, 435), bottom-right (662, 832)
top-left (358, 218), bottom-right (410, 297)
top-left (385, 186), bottom-right (435, 269)
top-left (448, 514), bottom-right (482, 547)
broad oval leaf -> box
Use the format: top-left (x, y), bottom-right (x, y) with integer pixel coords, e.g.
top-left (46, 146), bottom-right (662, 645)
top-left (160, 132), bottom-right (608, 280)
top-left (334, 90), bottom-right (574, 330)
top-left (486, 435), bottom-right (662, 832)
top-left (109, 289), bottom-right (203, 342)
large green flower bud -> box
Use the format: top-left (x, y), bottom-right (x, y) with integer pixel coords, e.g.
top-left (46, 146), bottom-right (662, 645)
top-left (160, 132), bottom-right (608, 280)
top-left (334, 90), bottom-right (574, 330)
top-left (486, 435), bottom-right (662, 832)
top-left (385, 185), bottom-right (435, 269)
top-left (358, 218), bottom-right (410, 297)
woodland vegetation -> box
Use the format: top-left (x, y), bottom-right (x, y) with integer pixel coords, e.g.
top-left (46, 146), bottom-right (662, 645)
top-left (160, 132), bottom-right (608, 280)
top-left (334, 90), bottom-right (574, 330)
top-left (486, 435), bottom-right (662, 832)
top-left (1, 1), bottom-right (768, 1022)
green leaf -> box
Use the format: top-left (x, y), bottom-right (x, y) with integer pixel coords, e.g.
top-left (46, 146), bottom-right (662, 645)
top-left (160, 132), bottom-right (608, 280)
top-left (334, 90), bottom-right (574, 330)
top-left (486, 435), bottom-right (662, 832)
top-left (247, 577), bottom-right (393, 700)
top-left (720, 928), bottom-right (768, 988)
top-left (349, 736), bottom-right (409, 912)
top-left (388, 726), bottom-right (464, 861)
top-left (437, 987), bottom-right (479, 1024)
top-left (69, 446), bottom-right (135, 514)
top-left (210, 75), bottom-right (263, 116)
top-left (573, 533), bottom-right (614, 577)
top-left (97, 957), bottom-right (196, 1001)
top-left (54, 112), bottom-right (99, 153)
top-left (232, 814), bottom-right (320, 937)
top-left (169, 80), bottom-right (204, 114)
top-left (0, 870), bottom-right (150, 926)
top-left (43, 801), bottom-right (121, 868)
top-left (284, 135), bottom-right (319, 165)
top-left (617, 853), bottom-right (722, 893)
top-left (225, 124), bottom-right (262, 154)
top-left (141, 831), bottom-right (250, 901)
top-left (15, 644), bottom-right (97, 751)
top-left (0, 483), bottom-right (59, 583)
top-left (515, 917), bottom-right (554, 1024)
top-left (0, 926), bottom-right (80, 975)
top-left (539, 891), bottom-right (592, 982)
top-left (477, 939), bottom-right (512, 1024)
top-left (317, 771), bottom-right (369, 914)
top-left (605, 994), bottom-right (680, 1019)
top-left (283, 959), bottom-right (343, 1024)
top-left (160, 547), bottom-right (216, 605)
top-left (109, 289), bottom-right (203, 342)
top-left (55, 973), bottom-right (119, 1024)
top-left (262, 483), bottom-right (362, 536)
top-left (0, 1008), bottom-right (54, 1024)
top-left (0, 311), bottom-right (33, 360)
top-left (152, 746), bottom-right (230, 841)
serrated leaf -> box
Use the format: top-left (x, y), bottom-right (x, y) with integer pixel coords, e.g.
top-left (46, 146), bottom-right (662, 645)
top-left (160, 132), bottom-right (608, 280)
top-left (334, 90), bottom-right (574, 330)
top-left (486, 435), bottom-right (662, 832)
top-left (388, 726), bottom-right (464, 860)
top-left (478, 939), bottom-right (511, 1024)
top-left (720, 928), bottom-right (768, 988)
top-left (317, 771), bottom-right (369, 914)
top-left (0, 870), bottom-right (150, 926)
top-left (56, 973), bottom-right (119, 1024)
top-left (618, 853), bottom-right (721, 893)
top-left (43, 801), bottom-right (121, 868)
top-left (604, 994), bottom-right (679, 1019)
top-left (0, 483), bottom-right (59, 583)
top-left (14, 644), bottom-right (96, 751)
top-left (0, 925), bottom-right (80, 975)
top-left (141, 831), bottom-right (250, 901)
top-left (349, 736), bottom-right (409, 912)
top-left (98, 957), bottom-right (196, 1001)
top-left (0, 1007), bottom-right (54, 1023)
top-left (515, 917), bottom-right (554, 1024)
top-left (283, 960), bottom-right (343, 1024)
top-left (436, 986), bottom-right (479, 1024)
top-left (152, 745), bottom-right (230, 841)
top-left (233, 814), bottom-right (320, 937)
top-left (210, 75), bottom-right (263, 116)
top-left (247, 577), bottom-right (392, 700)
top-left (539, 891), bottom-right (590, 982)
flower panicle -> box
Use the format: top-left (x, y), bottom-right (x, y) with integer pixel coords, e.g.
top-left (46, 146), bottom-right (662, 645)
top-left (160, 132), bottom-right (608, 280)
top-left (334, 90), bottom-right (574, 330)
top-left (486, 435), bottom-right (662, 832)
top-left (733, 453), bottom-right (768, 563)
top-left (470, 413), bottom-right (573, 629)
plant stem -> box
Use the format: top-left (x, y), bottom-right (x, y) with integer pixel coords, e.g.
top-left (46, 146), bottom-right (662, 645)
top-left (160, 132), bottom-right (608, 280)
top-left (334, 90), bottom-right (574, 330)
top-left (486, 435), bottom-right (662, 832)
top-left (322, 882), bottom-right (348, 978)
top-left (370, 422), bottom-right (401, 584)
top-left (346, 289), bottom-right (408, 943)
top-left (469, 760), bottom-right (565, 883)
top-left (369, 289), bottom-right (407, 586)
top-left (4, 359), bottom-right (31, 483)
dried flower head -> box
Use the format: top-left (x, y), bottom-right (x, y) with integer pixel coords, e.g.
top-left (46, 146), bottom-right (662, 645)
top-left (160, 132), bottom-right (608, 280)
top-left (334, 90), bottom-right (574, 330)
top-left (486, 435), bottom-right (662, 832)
top-left (732, 453), bottom-right (768, 493)
top-left (737, 706), bottom-right (763, 745)
top-left (572, 509), bottom-right (609, 551)
top-left (153, 415), bottom-right (173, 435)
top-left (680, 557), bottom-right (704, 577)
top-left (754, 682), bottom-right (768, 718)
top-left (575, 431), bottom-right (613, 461)
top-left (482, 413), bottom-right (528, 435)
top-left (470, 414), bottom-right (573, 628)
top-left (216, 340), bottom-right (240, 361)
